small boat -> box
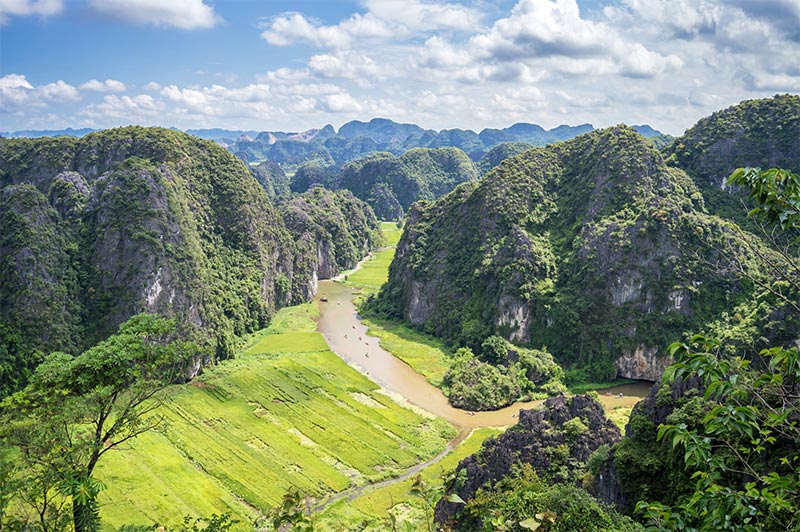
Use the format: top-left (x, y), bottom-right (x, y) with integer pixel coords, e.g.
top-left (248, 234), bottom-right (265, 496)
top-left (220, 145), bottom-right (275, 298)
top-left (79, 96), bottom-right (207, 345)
top-left (320, 293), bottom-right (328, 302)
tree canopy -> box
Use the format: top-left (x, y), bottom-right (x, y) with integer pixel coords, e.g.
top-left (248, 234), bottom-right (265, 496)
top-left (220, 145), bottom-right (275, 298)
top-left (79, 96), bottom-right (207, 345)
top-left (0, 314), bottom-right (193, 532)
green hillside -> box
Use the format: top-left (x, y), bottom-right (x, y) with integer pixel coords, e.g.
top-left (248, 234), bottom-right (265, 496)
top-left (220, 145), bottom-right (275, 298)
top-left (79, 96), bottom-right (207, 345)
top-left (0, 127), bottom-right (380, 396)
top-left (373, 125), bottom-right (786, 383)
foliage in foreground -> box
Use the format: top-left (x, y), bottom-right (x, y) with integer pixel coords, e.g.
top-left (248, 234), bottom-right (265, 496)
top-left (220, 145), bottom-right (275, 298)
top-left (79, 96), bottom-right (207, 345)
top-left (457, 464), bottom-right (642, 532)
top-left (635, 167), bottom-right (800, 531)
top-left (636, 336), bottom-right (800, 531)
top-left (0, 314), bottom-right (192, 532)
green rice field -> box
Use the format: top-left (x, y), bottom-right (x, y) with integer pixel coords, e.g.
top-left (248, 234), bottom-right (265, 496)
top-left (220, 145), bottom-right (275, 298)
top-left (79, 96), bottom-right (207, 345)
top-left (317, 428), bottom-right (502, 530)
top-left (97, 301), bottom-right (455, 529)
top-left (343, 222), bottom-right (402, 296)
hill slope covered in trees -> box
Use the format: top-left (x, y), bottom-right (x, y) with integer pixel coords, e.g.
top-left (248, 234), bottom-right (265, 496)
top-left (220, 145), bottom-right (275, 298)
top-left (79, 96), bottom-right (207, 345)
top-left (292, 147), bottom-right (479, 220)
top-left (0, 127), bottom-right (379, 395)
top-left (372, 125), bottom-right (780, 382)
top-left (666, 94), bottom-right (800, 224)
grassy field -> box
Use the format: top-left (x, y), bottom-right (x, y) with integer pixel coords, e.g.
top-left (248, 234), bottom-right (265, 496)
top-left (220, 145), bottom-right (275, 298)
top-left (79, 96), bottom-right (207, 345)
top-left (97, 301), bottom-right (456, 529)
top-left (342, 222), bottom-right (402, 297)
top-left (606, 406), bottom-right (634, 431)
top-left (317, 428), bottom-right (502, 530)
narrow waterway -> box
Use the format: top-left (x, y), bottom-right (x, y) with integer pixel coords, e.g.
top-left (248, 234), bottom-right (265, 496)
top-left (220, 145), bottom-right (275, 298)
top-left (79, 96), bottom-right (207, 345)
top-left (313, 278), bottom-right (652, 511)
top-left (316, 280), bottom-right (651, 428)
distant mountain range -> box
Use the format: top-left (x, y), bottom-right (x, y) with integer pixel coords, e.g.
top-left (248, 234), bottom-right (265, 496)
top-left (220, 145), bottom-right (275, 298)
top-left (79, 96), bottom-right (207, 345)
top-left (2, 120), bottom-right (667, 170)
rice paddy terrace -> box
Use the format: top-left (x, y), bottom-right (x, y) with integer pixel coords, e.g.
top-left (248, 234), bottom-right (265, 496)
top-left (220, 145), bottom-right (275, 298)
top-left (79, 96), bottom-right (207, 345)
top-left (96, 222), bottom-right (647, 529)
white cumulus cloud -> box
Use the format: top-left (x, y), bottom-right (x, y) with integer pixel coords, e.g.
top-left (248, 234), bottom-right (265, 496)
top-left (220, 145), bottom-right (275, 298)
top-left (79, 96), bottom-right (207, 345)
top-left (80, 79), bottom-right (127, 92)
top-left (0, 0), bottom-right (62, 25)
top-left (261, 0), bottom-right (481, 49)
top-left (87, 0), bottom-right (221, 29)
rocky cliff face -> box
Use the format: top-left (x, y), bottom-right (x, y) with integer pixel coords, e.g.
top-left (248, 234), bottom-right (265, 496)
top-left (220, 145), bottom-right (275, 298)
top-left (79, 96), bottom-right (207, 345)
top-left (594, 377), bottom-right (703, 513)
top-left (376, 126), bottom-right (769, 381)
top-left (666, 94), bottom-right (800, 226)
top-left (281, 187), bottom-right (381, 303)
top-left (435, 395), bottom-right (621, 528)
top-left (0, 127), bottom-right (379, 394)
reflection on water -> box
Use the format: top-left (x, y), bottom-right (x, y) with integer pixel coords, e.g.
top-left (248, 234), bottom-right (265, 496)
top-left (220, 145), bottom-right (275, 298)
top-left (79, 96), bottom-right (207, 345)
top-left (316, 280), bottom-right (651, 429)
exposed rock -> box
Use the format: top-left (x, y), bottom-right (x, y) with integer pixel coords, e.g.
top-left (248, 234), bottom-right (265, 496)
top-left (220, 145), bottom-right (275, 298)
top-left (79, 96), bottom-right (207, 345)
top-left (615, 345), bottom-right (672, 381)
top-left (436, 395), bottom-right (621, 527)
top-left (0, 127), bottom-right (379, 394)
top-left (595, 376), bottom-right (703, 513)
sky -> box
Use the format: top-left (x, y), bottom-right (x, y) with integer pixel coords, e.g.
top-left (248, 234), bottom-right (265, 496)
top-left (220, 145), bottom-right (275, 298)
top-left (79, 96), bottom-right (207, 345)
top-left (1, 0), bottom-right (800, 136)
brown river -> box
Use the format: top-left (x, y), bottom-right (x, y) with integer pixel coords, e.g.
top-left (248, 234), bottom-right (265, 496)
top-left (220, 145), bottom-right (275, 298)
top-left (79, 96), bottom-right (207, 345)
top-left (315, 280), bottom-right (652, 431)
top-left (313, 279), bottom-right (652, 509)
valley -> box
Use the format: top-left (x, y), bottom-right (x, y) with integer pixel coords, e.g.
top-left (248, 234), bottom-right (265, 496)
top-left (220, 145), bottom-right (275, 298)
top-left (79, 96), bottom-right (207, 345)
top-left (94, 222), bottom-right (647, 530)
top-left (1, 94), bottom-right (798, 532)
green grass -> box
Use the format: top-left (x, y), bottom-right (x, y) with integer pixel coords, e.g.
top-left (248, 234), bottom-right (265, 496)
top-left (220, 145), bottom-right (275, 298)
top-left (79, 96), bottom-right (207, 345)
top-left (379, 221), bottom-right (402, 247)
top-left (243, 331), bottom-right (328, 355)
top-left (98, 430), bottom-right (255, 526)
top-left (606, 406), bottom-right (634, 431)
top-left (317, 428), bottom-right (502, 530)
top-left (343, 247), bottom-right (396, 296)
top-left (342, 222), bottom-right (402, 297)
top-left (97, 303), bottom-right (455, 530)
top-left (361, 318), bottom-right (452, 387)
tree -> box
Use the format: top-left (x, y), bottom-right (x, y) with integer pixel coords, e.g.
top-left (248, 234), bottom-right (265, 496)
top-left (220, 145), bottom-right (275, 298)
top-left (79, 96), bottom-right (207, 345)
top-left (637, 336), bottom-right (799, 531)
top-left (0, 314), bottom-right (194, 532)
top-left (637, 168), bottom-right (800, 531)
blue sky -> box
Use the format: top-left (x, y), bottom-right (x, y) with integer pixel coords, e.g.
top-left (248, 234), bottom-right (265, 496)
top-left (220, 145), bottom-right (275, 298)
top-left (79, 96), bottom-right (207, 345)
top-left (2, 0), bottom-right (800, 135)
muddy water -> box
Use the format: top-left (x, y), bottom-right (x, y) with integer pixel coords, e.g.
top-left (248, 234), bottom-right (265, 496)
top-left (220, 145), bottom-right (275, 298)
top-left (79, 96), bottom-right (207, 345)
top-left (316, 280), bottom-right (651, 429)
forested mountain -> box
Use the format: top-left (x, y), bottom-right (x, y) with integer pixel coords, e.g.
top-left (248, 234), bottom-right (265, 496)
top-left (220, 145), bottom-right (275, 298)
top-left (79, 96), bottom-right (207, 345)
top-left (3, 120), bottom-right (666, 173)
top-left (372, 125), bottom-right (786, 381)
top-left (0, 127), bottom-right (378, 396)
top-left (292, 147), bottom-right (479, 220)
top-left (666, 94), bottom-right (800, 224)
top-left (229, 119), bottom-right (611, 168)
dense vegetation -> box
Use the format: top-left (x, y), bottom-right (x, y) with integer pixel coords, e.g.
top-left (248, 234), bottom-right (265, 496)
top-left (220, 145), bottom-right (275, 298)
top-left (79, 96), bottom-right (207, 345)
top-left (291, 147), bottom-right (479, 220)
top-left (281, 187), bottom-right (382, 286)
top-left (442, 338), bottom-right (566, 411)
top-left (435, 395), bottom-right (641, 531)
top-left (372, 124), bottom-right (787, 387)
top-left (250, 160), bottom-right (291, 202)
top-left (666, 94), bottom-right (800, 226)
top-left (597, 165), bottom-right (800, 530)
top-left (0, 127), bottom-right (379, 396)
top-left (1, 97), bottom-right (798, 532)
top-left (0, 314), bottom-right (195, 532)
top-left (0, 303), bottom-right (457, 530)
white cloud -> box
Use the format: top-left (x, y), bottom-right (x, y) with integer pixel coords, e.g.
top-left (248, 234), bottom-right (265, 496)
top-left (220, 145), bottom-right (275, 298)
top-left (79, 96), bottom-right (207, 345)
top-left (87, 0), bottom-right (221, 29)
top-left (319, 92), bottom-right (363, 113)
top-left (36, 80), bottom-right (80, 102)
top-left (0, 0), bottom-right (62, 25)
top-left (261, 12), bottom-right (395, 48)
top-left (80, 79), bottom-right (127, 92)
top-left (0, 75), bottom-right (81, 112)
top-left (466, 0), bottom-right (682, 78)
top-left (0, 73), bottom-right (34, 105)
top-left (258, 67), bottom-right (311, 84)
top-left (7, 1), bottom-right (800, 136)
top-left (362, 0), bottom-right (481, 33)
top-left (308, 51), bottom-right (387, 83)
top-left (261, 0), bottom-right (481, 49)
